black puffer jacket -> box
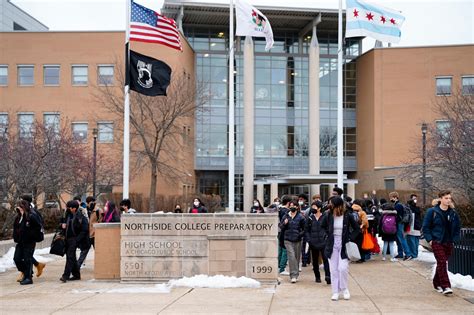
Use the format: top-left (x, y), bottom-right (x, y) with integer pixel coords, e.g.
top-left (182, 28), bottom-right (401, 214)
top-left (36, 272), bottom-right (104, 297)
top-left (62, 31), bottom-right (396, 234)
top-left (61, 210), bottom-right (89, 244)
top-left (408, 200), bottom-right (422, 231)
top-left (280, 211), bottom-right (305, 242)
top-left (321, 210), bottom-right (360, 260)
top-left (13, 212), bottom-right (42, 244)
top-left (305, 212), bottom-right (328, 249)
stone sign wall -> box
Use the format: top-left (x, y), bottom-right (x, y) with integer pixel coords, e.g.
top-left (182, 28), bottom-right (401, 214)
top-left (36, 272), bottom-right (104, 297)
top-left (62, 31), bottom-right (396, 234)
top-left (120, 213), bottom-right (278, 282)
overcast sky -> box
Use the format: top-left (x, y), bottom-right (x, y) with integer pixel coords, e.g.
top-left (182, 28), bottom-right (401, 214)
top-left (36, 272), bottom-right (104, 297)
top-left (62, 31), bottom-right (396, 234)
top-left (12, 0), bottom-right (474, 51)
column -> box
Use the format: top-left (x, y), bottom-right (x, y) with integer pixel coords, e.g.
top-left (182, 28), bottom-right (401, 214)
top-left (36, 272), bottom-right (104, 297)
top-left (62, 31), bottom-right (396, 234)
top-left (270, 182), bottom-right (279, 200)
top-left (309, 26), bottom-right (320, 176)
top-left (243, 36), bottom-right (255, 212)
top-left (347, 182), bottom-right (355, 200)
top-left (257, 184), bottom-right (264, 206)
top-left (310, 184), bottom-right (321, 200)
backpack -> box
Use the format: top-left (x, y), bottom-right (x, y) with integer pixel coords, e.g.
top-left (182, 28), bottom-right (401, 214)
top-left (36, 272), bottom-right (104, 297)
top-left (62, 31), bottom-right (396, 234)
top-left (400, 204), bottom-right (412, 224)
top-left (381, 214), bottom-right (397, 235)
top-left (30, 209), bottom-right (45, 242)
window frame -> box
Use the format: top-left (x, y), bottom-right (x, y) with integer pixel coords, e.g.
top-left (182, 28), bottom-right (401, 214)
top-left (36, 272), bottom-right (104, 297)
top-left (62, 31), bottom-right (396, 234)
top-left (17, 65), bottom-right (35, 86)
top-left (72, 65), bottom-right (89, 86)
top-left (97, 64), bottom-right (115, 86)
top-left (17, 112), bottom-right (35, 139)
top-left (384, 177), bottom-right (395, 191)
top-left (435, 76), bottom-right (452, 96)
top-left (97, 121), bottom-right (114, 143)
top-left (71, 122), bottom-right (89, 143)
top-left (0, 65), bottom-right (8, 86)
top-left (461, 75), bottom-right (474, 95)
top-left (43, 64), bottom-right (60, 86)
top-left (0, 112), bottom-right (8, 136)
top-left (43, 112), bottom-right (61, 135)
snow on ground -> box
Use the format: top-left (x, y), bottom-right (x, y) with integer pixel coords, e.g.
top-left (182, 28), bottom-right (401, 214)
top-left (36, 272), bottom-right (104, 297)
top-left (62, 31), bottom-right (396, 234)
top-left (73, 275), bottom-right (261, 294)
top-left (0, 246), bottom-right (57, 273)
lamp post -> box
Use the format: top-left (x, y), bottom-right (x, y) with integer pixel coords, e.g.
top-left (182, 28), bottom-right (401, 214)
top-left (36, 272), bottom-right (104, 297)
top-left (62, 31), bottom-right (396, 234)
top-left (92, 128), bottom-right (98, 198)
top-left (421, 123), bottom-right (427, 207)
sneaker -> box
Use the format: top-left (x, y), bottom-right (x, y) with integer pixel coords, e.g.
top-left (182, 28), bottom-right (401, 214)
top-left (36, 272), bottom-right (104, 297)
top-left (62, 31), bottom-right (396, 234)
top-left (382, 257), bottom-right (386, 261)
top-left (291, 278), bottom-right (297, 283)
top-left (69, 276), bottom-right (81, 281)
top-left (299, 267), bottom-right (302, 272)
top-left (405, 256), bottom-right (413, 261)
top-left (35, 262), bottom-right (45, 277)
top-left (390, 258), bottom-right (398, 262)
top-left (331, 293), bottom-right (339, 301)
top-left (315, 277), bottom-right (321, 283)
top-left (435, 286), bottom-right (443, 293)
top-left (279, 270), bottom-right (289, 276)
top-left (442, 288), bottom-right (453, 295)
top-left (20, 278), bottom-right (33, 285)
top-left (16, 272), bottom-right (24, 282)
top-left (343, 289), bottom-right (350, 300)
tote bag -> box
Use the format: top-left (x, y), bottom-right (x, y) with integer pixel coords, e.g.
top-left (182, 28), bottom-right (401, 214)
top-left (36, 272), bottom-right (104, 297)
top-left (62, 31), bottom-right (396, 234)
top-left (345, 241), bottom-right (361, 261)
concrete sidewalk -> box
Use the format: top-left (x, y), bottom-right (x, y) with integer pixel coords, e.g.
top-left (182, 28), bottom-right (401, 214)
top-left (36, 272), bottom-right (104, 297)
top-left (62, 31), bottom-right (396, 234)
top-left (0, 250), bottom-right (473, 314)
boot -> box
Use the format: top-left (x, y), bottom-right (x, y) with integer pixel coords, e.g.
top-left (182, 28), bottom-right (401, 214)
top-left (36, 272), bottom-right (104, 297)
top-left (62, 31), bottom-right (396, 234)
top-left (325, 276), bottom-right (331, 285)
top-left (35, 262), bottom-right (46, 277)
top-left (16, 272), bottom-right (24, 282)
top-left (20, 278), bottom-right (33, 285)
top-left (315, 277), bottom-right (321, 283)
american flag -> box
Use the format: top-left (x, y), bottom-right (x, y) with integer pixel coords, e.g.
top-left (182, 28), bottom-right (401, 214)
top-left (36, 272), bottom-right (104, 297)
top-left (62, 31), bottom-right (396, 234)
top-left (130, 1), bottom-right (182, 51)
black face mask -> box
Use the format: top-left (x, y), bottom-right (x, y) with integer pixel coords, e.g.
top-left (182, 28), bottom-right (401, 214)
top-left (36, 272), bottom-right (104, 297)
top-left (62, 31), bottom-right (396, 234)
top-left (89, 202), bottom-right (96, 210)
top-left (311, 208), bottom-right (318, 213)
top-left (120, 206), bottom-right (125, 211)
top-left (290, 207), bottom-right (297, 212)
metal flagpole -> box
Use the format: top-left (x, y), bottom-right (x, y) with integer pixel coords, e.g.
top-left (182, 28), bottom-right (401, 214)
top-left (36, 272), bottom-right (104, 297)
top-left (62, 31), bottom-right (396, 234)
top-left (337, 0), bottom-right (344, 190)
top-left (123, 0), bottom-right (131, 199)
top-left (228, 0), bottom-right (235, 212)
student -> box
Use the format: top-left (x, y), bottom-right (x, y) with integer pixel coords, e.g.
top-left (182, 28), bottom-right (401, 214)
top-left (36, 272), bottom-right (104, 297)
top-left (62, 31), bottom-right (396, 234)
top-left (379, 203), bottom-right (399, 262)
top-left (422, 190), bottom-right (461, 295)
top-left (190, 198), bottom-right (208, 213)
top-left (120, 198), bottom-right (137, 214)
top-left (389, 191), bottom-right (413, 260)
top-left (321, 196), bottom-right (360, 301)
top-left (250, 199), bottom-right (265, 213)
top-left (406, 194), bottom-right (422, 258)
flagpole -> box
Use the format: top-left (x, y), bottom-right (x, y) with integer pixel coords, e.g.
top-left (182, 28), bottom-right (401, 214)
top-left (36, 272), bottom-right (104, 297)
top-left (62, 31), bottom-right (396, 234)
top-left (123, 0), bottom-right (131, 199)
top-left (228, 0), bottom-right (235, 213)
top-left (337, 0), bottom-right (344, 191)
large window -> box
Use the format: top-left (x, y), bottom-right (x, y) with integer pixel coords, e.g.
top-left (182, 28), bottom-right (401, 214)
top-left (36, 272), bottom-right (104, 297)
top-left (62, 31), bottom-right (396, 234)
top-left (98, 122), bottom-right (114, 143)
top-left (384, 178), bottom-right (395, 191)
top-left (72, 65), bottom-right (88, 85)
top-left (0, 113), bottom-right (8, 136)
top-left (43, 65), bottom-right (60, 86)
top-left (18, 65), bottom-right (34, 86)
top-left (462, 76), bottom-right (474, 95)
top-left (436, 77), bottom-right (452, 96)
top-left (43, 113), bottom-right (60, 134)
top-left (18, 113), bottom-right (34, 139)
top-left (98, 65), bottom-right (114, 85)
top-left (436, 120), bottom-right (451, 147)
top-left (0, 66), bottom-right (7, 86)
top-left (72, 123), bottom-right (88, 143)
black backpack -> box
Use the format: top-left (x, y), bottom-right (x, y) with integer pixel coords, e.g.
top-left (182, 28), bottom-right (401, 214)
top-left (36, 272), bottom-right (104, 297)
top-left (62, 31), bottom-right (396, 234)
top-left (400, 204), bottom-right (412, 225)
top-left (30, 209), bottom-right (45, 242)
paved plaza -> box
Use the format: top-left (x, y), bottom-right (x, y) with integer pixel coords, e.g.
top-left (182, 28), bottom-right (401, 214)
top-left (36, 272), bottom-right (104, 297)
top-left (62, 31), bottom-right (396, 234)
top-left (1, 249), bottom-right (473, 314)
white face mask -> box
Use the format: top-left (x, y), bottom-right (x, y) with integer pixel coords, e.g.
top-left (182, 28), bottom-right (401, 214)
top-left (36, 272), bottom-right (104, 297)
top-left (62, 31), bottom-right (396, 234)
top-left (298, 201), bottom-right (304, 206)
top-left (274, 201), bottom-right (280, 206)
top-left (193, 201), bottom-right (199, 207)
top-left (254, 202), bottom-right (259, 207)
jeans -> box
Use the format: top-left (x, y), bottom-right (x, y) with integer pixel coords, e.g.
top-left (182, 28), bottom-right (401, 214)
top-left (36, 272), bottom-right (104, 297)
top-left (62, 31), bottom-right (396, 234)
top-left (397, 223), bottom-right (412, 258)
top-left (13, 243), bottom-right (35, 280)
top-left (278, 246), bottom-right (288, 272)
top-left (382, 241), bottom-right (396, 258)
top-left (406, 235), bottom-right (420, 258)
top-left (284, 240), bottom-right (302, 279)
top-left (328, 235), bottom-right (349, 294)
top-left (63, 238), bottom-right (80, 279)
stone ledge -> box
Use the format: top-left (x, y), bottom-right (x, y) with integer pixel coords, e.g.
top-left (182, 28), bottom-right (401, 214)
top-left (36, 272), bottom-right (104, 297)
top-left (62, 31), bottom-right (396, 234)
top-left (207, 235), bottom-right (248, 240)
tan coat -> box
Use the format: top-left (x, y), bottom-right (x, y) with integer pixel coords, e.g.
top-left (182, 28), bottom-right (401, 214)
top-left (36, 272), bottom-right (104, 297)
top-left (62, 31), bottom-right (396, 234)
top-left (89, 208), bottom-right (103, 238)
top-left (352, 204), bottom-right (369, 232)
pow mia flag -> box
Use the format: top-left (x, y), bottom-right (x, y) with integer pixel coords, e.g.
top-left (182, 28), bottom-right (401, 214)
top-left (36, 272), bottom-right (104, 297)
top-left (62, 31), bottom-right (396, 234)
top-left (129, 50), bottom-right (171, 96)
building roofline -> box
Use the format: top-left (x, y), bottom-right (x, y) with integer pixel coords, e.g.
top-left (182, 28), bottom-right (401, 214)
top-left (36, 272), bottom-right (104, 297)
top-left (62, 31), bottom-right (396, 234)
top-left (8, 0), bottom-right (49, 30)
top-left (359, 43), bottom-right (474, 58)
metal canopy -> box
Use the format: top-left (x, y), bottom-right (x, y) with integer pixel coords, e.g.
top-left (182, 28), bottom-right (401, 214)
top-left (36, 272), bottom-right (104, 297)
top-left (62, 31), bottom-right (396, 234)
top-left (254, 174), bottom-right (358, 185)
top-left (163, 0), bottom-right (340, 34)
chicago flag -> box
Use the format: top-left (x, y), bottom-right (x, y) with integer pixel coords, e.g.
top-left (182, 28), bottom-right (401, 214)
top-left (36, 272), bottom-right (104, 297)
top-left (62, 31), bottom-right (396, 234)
top-left (346, 0), bottom-right (405, 43)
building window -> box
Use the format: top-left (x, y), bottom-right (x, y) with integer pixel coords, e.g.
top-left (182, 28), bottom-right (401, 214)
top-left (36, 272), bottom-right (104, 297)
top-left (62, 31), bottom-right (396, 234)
top-left (436, 77), bottom-right (452, 96)
top-left (72, 66), bottom-right (88, 86)
top-left (436, 120), bottom-right (451, 147)
top-left (18, 65), bottom-right (34, 86)
top-left (72, 123), bottom-right (88, 143)
top-left (0, 113), bottom-right (8, 136)
top-left (13, 22), bottom-right (26, 30)
top-left (0, 66), bottom-right (8, 86)
top-left (43, 65), bottom-right (60, 86)
top-left (18, 113), bottom-right (34, 139)
top-left (44, 113), bottom-right (60, 134)
top-left (97, 122), bottom-right (113, 143)
top-left (462, 76), bottom-right (474, 95)
top-left (98, 65), bottom-right (114, 85)
top-left (384, 178), bottom-right (395, 191)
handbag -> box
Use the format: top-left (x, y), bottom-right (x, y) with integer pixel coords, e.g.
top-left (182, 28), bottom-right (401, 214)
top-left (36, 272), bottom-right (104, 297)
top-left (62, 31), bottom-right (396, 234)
top-left (49, 231), bottom-right (66, 256)
top-left (345, 241), bottom-right (361, 261)
top-left (362, 230), bottom-right (375, 250)
top-left (370, 234), bottom-right (380, 254)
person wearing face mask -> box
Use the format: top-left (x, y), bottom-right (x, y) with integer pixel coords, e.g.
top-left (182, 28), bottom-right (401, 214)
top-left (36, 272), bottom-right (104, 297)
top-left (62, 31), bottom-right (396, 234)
top-left (120, 199), bottom-right (137, 214)
top-left (190, 198), bottom-right (208, 213)
top-left (174, 204), bottom-right (183, 213)
top-left (77, 196), bottom-right (96, 268)
top-left (279, 200), bottom-right (305, 283)
top-left (389, 191), bottom-right (413, 260)
top-left (406, 194), bottom-right (422, 258)
top-left (250, 199), bottom-right (265, 213)
top-left (88, 198), bottom-right (103, 250)
top-left (305, 201), bottom-right (330, 284)
top-left (267, 197), bottom-right (281, 214)
top-left (297, 194), bottom-right (311, 267)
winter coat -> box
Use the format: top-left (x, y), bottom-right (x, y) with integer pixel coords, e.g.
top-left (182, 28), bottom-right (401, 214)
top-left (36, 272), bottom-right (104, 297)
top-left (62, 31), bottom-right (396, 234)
top-left (409, 203), bottom-right (422, 231)
top-left (250, 206), bottom-right (265, 213)
top-left (422, 205), bottom-right (461, 244)
top-left (13, 211), bottom-right (42, 245)
top-left (190, 205), bottom-right (208, 213)
top-left (305, 212), bottom-right (328, 249)
top-left (278, 207), bottom-right (289, 248)
top-left (378, 210), bottom-right (398, 242)
top-left (103, 208), bottom-right (121, 222)
top-left (321, 210), bottom-right (360, 260)
top-left (61, 210), bottom-right (89, 245)
top-left (352, 204), bottom-right (369, 232)
top-left (89, 208), bottom-right (103, 238)
top-left (280, 211), bottom-right (305, 242)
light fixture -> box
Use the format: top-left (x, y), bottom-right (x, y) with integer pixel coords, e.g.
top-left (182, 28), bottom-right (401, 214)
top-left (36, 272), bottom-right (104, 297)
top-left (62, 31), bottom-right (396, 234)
top-left (223, 79), bottom-right (227, 82)
top-left (291, 72), bottom-right (298, 76)
top-left (218, 32), bottom-right (224, 37)
top-left (204, 53), bottom-right (209, 57)
top-left (278, 80), bottom-right (285, 84)
top-left (211, 43), bottom-right (216, 47)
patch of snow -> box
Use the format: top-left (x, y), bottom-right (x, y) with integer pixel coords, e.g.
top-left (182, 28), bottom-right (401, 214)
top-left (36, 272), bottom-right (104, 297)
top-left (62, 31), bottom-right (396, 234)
top-left (0, 246), bottom-right (59, 273)
top-left (169, 274), bottom-right (260, 289)
top-left (428, 257), bottom-right (474, 292)
top-left (415, 246), bottom-right (436, 264)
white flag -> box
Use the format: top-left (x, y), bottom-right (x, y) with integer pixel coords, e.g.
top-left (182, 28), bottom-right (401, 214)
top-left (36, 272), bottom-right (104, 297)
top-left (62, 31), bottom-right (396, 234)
top-left (235, 0), bottom-right (274, 51)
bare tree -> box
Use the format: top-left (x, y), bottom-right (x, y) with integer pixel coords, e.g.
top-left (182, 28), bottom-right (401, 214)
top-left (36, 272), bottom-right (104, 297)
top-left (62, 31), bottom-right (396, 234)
top-left (95, 65), bottom-right (208, 212)
top-left (402, 90), bottom-right (473, 205)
